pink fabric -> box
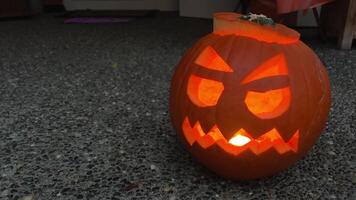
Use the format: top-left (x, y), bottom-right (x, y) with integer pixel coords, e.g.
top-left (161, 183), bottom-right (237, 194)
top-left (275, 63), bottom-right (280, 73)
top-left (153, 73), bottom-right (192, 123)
top-left (276, 0), bottom-right (335, 13)
top-left (64, 17), bottom-right (132, 24)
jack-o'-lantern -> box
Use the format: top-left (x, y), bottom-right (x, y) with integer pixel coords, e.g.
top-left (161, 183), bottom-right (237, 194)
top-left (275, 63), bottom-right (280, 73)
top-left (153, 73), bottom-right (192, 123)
top-left (169, 13), bottom-right (331, 180)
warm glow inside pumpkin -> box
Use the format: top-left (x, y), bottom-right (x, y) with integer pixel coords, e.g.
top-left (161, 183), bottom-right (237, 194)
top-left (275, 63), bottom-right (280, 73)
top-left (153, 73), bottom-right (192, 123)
top-left (185, 48), bottom-right (297, 154)
top-left (169, 12), bottom-right (331, 180)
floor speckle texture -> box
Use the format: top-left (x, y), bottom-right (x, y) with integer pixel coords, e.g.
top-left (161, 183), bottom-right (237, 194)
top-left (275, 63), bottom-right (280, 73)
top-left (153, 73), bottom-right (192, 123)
top-left (0, 13), bottom-right (355, 200)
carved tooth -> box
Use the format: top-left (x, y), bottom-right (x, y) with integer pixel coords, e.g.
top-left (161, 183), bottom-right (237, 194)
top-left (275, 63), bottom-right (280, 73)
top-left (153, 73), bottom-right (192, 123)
top-left (182, 118), bottom-right (196, 145)
top-left (207, 126), bottom-right (226, 142)
top-left (249, 140), bottom-right (273, 155)
top-left (196, 125), bottom-right (226, 149)
top-left (287, 130), bottom-right (300, 152)
top-left (273, 138), bottom-right (292, 154)
top-left (197, 135), bottom-right (216, 149)
top-left (193, 121), bottom-right (207, 137)
top-left (183, 118), bottom-right (300, 155)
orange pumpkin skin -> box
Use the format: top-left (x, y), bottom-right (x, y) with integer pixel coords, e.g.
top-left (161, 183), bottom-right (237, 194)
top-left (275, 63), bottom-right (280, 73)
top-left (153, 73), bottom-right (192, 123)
top-left (169, 13), bottom-right (331, 180)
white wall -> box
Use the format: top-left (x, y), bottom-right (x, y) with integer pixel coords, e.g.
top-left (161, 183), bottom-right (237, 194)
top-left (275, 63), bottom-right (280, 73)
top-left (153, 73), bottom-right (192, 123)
top-left (180, 0), bottom-right (237, 19)
top-left (64, 0), bottom-right (178, 11)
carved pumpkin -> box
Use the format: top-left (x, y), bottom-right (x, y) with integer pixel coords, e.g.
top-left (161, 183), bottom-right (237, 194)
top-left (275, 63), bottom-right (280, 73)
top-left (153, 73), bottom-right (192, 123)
top-left (169, 13), bottom-right (331, 180)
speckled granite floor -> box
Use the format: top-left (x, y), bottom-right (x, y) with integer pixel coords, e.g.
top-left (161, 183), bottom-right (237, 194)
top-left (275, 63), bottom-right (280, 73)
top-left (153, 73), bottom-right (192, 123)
top-left (0, 13), bottom-right (355, 200)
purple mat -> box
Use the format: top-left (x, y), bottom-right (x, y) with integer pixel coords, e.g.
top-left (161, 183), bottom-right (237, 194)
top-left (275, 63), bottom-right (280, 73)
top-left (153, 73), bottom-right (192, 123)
top-left (64, 17), bottom-right (133, 24)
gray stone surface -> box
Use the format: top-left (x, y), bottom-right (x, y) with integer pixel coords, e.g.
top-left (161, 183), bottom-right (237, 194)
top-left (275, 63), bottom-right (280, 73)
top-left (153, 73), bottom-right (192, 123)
top-left (0, 13), bottom-right (355, 200)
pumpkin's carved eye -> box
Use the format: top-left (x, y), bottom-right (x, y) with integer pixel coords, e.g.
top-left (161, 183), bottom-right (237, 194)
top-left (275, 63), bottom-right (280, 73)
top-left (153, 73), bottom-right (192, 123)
top-left (243, 54), bottom-right (291, 119)
top-left (187, 46), bottom-right (231, 107)
top-left (245, 88), bottom-right (291, 119)
top-left (195, 46), bottom-right (233, 72)
top-left (242, 54), bottom-right (288, 84)
top-left (187, 75), bottom-right (224, 107)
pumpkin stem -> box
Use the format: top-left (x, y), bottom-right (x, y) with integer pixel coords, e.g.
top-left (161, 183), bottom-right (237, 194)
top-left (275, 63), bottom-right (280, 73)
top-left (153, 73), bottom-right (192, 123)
top-left (240, 13), bottom-right (275, 27)
top-left (213, 12), bottom-right (300, 44)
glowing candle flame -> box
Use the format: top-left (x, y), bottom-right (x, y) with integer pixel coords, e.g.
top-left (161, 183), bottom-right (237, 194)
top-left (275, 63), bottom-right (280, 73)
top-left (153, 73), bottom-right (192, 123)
top-left (229, 135), bottom-right (251, 146)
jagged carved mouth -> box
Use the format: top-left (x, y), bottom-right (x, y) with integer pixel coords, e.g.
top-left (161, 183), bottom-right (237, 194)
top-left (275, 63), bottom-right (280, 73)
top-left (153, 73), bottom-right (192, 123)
top-left (182, 117), bottom-right (299, 156)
